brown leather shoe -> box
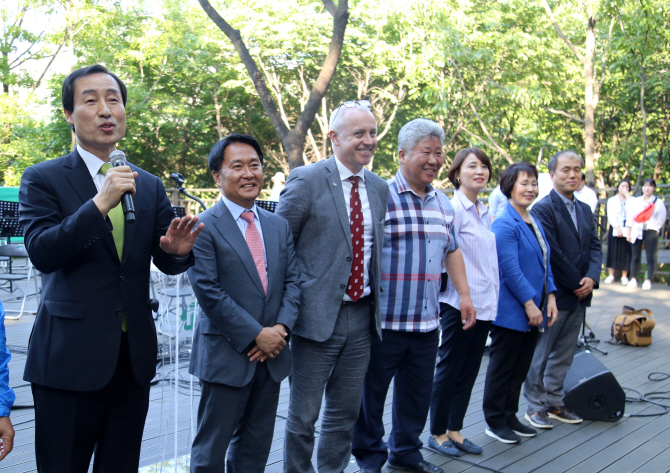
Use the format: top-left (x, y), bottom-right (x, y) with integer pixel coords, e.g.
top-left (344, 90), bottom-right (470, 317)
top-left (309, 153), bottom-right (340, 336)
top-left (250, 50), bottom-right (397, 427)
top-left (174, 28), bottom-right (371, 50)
top-left (524, 411), bottom-right (553, 429)
top-left (547, 406), bottom-right (583, 424)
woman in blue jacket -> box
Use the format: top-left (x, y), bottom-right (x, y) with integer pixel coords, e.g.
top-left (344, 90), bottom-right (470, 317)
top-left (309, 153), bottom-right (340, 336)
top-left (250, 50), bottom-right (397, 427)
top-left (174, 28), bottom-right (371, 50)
top-left (482, 162), bottom-right (558, 445)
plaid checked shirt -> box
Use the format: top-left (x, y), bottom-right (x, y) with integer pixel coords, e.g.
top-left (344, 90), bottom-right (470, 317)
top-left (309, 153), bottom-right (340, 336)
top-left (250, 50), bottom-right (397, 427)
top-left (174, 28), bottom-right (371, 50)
top-left (380, 171), bottom-right (458, 332)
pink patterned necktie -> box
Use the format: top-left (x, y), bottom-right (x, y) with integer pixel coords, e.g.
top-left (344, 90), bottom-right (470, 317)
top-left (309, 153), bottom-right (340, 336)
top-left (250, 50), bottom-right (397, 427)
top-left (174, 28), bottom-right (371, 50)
top-left (241, 210), bottom-right (267, 295)
top-left (347, 176), bottom-right (364, 301)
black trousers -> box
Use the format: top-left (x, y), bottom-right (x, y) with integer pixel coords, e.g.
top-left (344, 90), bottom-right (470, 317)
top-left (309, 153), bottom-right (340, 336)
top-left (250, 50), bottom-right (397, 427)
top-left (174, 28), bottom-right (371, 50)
top-left (32, 332), bottom-right (150, 473)
top-left (352, 329), bottom-right (439, 469)
top-left (482, 325), bottom-right (538, 430)
top-left (631, 229), bottom-right (659, 281)
top-left (431, 303), bottom-right (492, 434)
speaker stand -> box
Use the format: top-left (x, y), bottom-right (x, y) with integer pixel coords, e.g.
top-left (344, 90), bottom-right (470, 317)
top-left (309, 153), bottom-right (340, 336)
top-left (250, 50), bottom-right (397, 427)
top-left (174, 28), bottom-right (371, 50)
top-left (578, 317), bottom-right (607, 355)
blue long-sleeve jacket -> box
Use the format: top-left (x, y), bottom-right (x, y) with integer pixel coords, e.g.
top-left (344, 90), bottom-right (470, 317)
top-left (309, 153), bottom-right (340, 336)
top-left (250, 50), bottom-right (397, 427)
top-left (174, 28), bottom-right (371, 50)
top-left (0, 302), bottom-right (15, 417)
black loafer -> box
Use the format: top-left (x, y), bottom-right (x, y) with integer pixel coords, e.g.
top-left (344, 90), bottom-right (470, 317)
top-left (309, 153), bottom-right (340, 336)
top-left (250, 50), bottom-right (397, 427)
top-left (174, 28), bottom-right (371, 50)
top-left (387, 460), bottom-right (444, 473)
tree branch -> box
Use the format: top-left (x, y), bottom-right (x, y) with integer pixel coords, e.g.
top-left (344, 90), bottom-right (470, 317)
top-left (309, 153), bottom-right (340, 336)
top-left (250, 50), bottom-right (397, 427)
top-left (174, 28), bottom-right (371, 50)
top-left (30, 30), bottom-right (68, 93)
top-left (292, 0), bottom-right (348, 140)
top-left (543, 106), bottom-right (585, 123)
top-left (450, 59), bottom-right (512, 163)
top-left (376, 88), bottom-right (404, 142)
top-left (541, 0), bottom-right (586, 64)
top-left (321, 0), bottom-right (337, 17)
top-left (197, 0), bottom-right (290, 140)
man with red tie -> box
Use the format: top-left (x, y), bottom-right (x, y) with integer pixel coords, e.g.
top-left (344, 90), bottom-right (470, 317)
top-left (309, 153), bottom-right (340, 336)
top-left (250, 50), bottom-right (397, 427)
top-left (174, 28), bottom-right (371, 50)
top-left (277, 101), bottom-right (390, 473)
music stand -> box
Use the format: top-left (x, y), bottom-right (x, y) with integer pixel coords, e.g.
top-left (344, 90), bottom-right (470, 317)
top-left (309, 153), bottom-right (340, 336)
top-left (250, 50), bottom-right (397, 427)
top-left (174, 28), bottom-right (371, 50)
top-left (255, 200), bottom-right (278, 213)
top-left (0, 209), bottom-right (40, 320)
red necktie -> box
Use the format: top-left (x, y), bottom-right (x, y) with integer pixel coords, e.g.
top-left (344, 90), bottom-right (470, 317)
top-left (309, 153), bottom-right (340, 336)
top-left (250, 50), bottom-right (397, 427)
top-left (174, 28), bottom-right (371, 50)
top-left (346, 176), bottom-right (364, 301)
top-left (241, 210), bottom-right (267, 295)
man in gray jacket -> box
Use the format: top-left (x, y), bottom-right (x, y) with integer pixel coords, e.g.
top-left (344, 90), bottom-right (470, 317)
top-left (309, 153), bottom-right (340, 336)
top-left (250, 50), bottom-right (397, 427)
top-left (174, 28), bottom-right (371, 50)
top-left (188, 134), bottom-right (301, 472)
top-left (277, 100), bottom-right (389, 473)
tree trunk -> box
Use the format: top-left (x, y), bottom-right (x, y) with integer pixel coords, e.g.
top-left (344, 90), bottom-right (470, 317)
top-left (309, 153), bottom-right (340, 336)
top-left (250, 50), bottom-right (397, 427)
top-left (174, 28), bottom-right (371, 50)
top-left (197, 0), bottom-right (349, 170)
top-left (584, 17), bottom-right (597, 187)
top-left (653, 112), bottom-right (667, 182)
top-left (633, 66), bottom-right (647, 193)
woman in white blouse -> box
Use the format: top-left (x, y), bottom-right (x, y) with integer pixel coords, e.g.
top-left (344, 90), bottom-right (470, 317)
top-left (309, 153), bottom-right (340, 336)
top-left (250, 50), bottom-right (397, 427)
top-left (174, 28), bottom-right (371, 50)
top-left (626, 178), bottom-right (667, 290)
top-left (428, 148), bottom-right (499, 458)
top-left (604, 179), bottom-right (631, 285)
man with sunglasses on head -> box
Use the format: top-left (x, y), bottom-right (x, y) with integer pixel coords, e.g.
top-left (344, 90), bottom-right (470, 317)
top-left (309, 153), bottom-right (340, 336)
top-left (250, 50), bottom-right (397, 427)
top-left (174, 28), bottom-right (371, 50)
top-left (277, 100), bottom-right (389, 473)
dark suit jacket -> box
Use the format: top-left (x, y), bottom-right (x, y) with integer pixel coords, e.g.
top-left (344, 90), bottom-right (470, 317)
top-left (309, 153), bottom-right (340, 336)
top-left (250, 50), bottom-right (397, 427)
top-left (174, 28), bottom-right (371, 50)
top-left (19, 149), bottom-right (194, 391)
top-left (493, 203), bottom-right (557, 332)
top-left (275, 156), bottom-right (390, 342)
top-left (531, 190), bottom-right (601, 310)
top-left (187, 199), bottom-right (301, 387)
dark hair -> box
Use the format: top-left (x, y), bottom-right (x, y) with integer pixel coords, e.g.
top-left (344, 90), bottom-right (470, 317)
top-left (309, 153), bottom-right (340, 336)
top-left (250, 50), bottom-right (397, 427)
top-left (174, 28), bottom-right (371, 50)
top-left (208, 133), bottom-right (264, 173)
top-left (447, 147), bottom-right (492, 189)
top-left (500, 162), bottom-right (539, 199)
top-left (643, 178), bottom-right (656, 188)
top-left (618, 179), bottom-right (631, 189)
top-left (547, 150), bottom-right (583, 173)
top-left (581, 172), bottom-right (586, 181)
top-left (62, 65), bottom-right (127, 114)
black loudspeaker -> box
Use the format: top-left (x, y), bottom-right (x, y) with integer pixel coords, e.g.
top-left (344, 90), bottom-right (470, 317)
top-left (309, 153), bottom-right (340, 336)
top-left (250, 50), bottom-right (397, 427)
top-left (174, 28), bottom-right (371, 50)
top-left (563, 351), bottom-right (625, 421)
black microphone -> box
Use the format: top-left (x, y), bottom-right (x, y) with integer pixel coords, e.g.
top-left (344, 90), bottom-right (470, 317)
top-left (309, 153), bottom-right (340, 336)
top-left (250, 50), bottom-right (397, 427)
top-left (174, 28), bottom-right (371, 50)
top-left (109, 150), bottom-right (136, 223)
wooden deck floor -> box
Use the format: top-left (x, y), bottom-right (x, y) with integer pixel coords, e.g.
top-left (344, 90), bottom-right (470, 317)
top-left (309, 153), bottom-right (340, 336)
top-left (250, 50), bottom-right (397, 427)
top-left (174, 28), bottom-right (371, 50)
top-left (2, 275), bottom-right (670, 473)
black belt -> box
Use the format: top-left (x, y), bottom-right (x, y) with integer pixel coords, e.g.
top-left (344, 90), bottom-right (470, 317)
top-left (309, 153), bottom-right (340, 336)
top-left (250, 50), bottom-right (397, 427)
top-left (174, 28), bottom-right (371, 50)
top-left (342, 294), bottom-right (373, 305)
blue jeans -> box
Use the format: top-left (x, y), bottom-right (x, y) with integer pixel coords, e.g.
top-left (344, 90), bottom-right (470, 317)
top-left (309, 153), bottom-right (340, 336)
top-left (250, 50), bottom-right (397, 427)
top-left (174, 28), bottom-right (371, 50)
top-left (283, 300), bottom-right (372, 473)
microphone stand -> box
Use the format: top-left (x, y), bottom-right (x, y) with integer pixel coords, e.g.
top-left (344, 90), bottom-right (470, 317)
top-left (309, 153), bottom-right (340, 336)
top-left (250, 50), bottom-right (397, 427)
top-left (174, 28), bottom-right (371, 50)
top-left (170, 173), bottom-right (207, 212)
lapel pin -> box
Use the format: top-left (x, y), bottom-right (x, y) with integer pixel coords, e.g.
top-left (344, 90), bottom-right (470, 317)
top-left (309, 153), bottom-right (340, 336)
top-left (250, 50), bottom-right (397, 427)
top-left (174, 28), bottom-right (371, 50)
top-left (333, 183), bottom-right (337, 187)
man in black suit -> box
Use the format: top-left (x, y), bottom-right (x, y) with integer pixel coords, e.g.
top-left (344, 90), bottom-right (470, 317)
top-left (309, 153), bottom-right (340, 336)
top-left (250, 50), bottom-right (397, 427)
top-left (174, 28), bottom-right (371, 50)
top-left (187, 134), bottom-right (301, 472)
top-left (19, 64), bottom-right (203, 472)
top-left (524, 151), bottom-right (601, 429)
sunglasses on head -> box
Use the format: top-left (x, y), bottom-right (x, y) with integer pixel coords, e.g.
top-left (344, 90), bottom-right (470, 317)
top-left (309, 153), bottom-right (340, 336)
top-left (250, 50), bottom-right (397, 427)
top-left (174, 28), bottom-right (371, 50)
top-left (331, 100), bottom-right (371, 123)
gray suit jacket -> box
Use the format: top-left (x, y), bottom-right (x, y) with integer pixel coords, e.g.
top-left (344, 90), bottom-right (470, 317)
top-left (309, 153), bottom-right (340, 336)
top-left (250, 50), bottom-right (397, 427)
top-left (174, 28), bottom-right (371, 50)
top-left (187, 199), bottom-right (301, 387)
top-left (275, 156), bottom-right (390, 342)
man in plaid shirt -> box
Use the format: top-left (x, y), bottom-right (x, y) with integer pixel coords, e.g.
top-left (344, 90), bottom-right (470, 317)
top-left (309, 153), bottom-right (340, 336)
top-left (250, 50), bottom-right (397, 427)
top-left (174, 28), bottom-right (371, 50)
top-left (352, 119), bottom-right (476, 473)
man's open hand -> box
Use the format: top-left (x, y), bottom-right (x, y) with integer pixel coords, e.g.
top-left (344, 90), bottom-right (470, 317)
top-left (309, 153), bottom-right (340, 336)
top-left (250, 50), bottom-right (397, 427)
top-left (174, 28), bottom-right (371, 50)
top-left (159, 215), bottom-right (204, 258)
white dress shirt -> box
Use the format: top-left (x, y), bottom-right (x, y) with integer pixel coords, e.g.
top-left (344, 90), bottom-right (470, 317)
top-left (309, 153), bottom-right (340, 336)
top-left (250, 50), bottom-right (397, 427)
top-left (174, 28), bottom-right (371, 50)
top-left (78, 145), bottom-right (110, 192)
top-left (606, 195), bottom-right (627, 230)
top-left (575, 185), bottom-right (598, 213)
top-left (334, 155), bottom-right (373, 301)
top-left (626, 195), bottom-right (667, 243)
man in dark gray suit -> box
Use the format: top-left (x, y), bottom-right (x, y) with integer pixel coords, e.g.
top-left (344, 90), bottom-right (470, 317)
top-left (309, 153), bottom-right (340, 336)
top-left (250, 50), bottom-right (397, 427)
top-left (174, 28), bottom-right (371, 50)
top-left (524, 150), bottom-right (601, 429)
top-left (276, 101), bottom-right (390, 473)
top-left (187, 134), bottom-right (301, 473)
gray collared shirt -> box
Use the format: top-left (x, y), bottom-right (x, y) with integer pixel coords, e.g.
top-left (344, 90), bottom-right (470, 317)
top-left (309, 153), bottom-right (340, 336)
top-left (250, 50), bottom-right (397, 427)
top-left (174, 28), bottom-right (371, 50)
top-left (557, 191), bottom-right (579, 232)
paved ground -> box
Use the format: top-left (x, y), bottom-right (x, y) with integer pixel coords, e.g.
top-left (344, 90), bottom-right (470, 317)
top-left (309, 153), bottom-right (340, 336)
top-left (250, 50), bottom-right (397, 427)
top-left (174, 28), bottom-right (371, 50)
top-left (1, 270), bottom-right (670, 472)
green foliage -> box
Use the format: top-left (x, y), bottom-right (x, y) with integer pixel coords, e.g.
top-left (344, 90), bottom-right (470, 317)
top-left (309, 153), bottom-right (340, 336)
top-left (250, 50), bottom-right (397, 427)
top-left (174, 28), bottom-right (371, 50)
top-left (2, 0), bottom-right (670, 189)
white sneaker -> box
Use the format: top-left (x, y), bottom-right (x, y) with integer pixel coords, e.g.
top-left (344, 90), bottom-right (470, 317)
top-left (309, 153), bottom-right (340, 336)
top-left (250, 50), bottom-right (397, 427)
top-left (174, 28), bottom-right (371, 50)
top-left (621, 276), bottom-right (629, 286)
top-left (604, 275), bottom-right (614, 284)
top-left (642, 280), bottom-right (652, 290)
top-left (627, 278), bottom-right (638, 289)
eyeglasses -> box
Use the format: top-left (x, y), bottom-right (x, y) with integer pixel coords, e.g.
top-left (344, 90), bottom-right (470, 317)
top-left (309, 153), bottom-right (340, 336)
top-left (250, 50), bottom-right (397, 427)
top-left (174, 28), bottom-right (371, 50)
top-left (331, 100), bottom-right (371, 124)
